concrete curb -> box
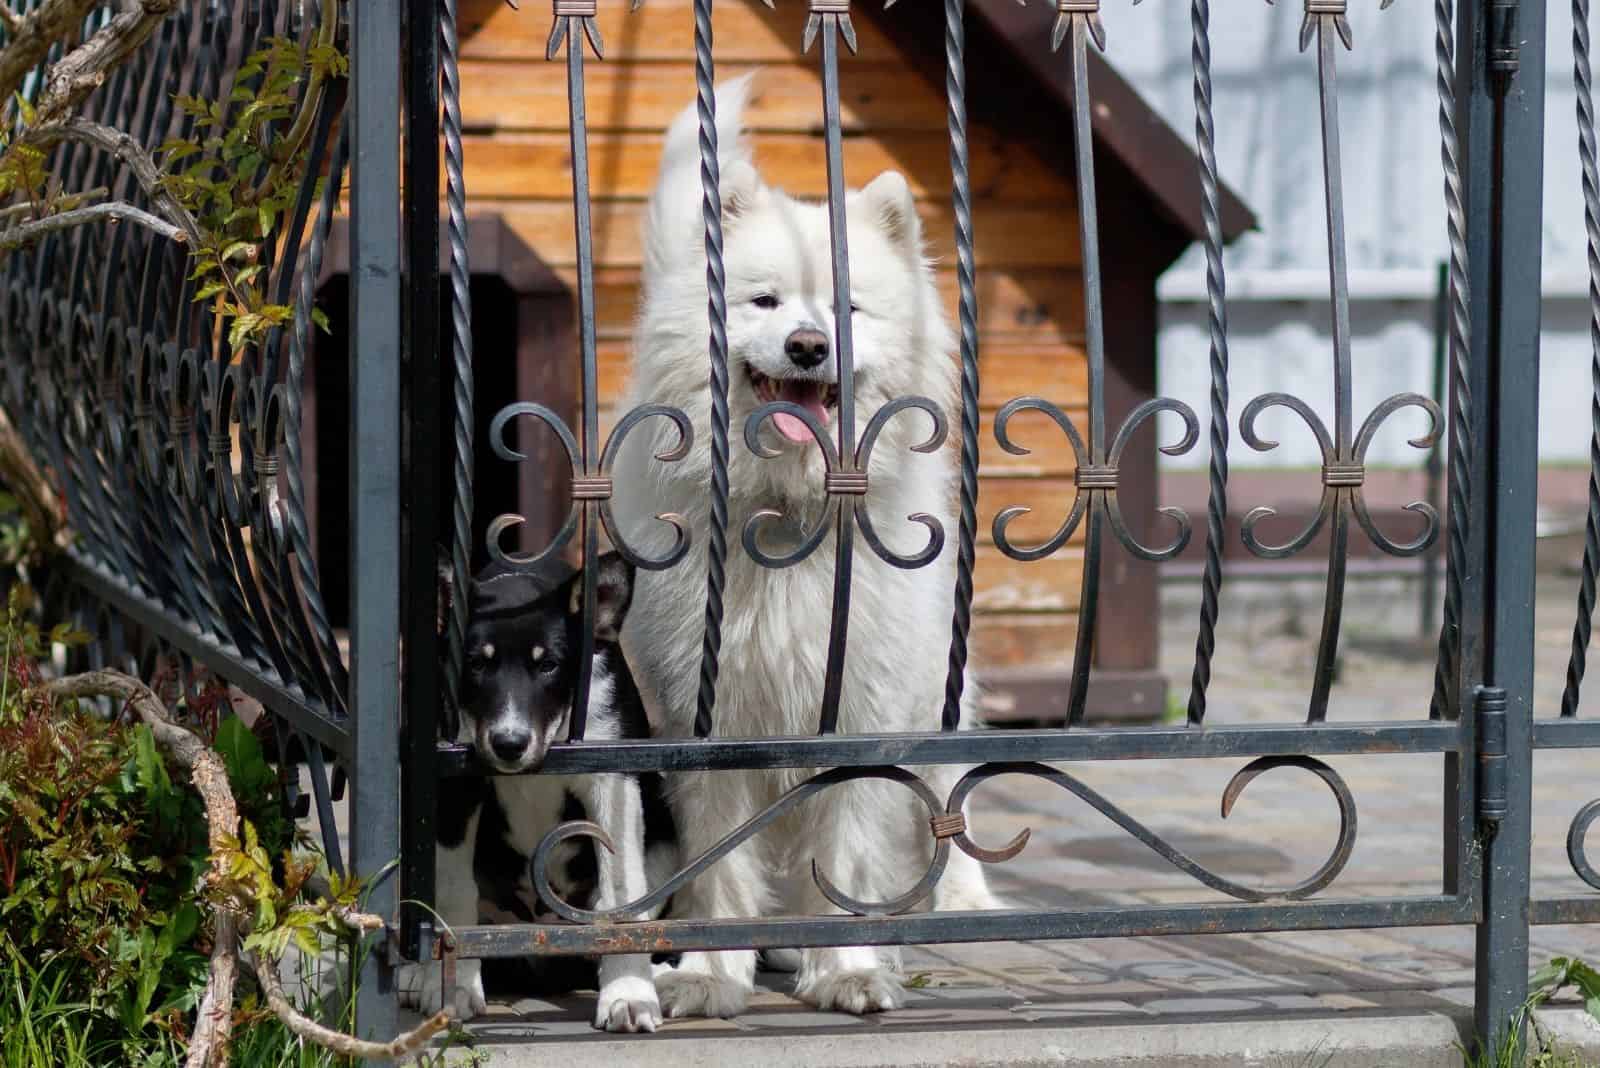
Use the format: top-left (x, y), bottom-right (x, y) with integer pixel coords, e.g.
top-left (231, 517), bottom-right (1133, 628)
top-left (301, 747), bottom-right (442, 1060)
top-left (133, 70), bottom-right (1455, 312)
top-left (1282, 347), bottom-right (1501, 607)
top-left (424, 1008), bottom-right (1600, 1067)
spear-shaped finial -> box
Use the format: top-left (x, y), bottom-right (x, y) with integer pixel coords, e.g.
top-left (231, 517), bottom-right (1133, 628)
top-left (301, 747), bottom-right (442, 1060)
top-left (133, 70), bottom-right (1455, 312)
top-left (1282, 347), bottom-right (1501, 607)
top-left (1051, 0), bottom-right (1105, 53)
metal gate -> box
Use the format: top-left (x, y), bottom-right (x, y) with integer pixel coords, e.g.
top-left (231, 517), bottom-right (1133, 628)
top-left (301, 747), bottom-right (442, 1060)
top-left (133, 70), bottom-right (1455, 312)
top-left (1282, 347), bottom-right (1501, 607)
top-left (1, 0), bottom-right (1592, 1055)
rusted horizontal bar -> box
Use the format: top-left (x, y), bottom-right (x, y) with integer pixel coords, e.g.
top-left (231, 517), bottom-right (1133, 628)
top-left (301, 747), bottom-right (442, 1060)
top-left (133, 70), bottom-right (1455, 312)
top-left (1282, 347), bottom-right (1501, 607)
top-left (63, 552), bottom-right (352, 757)
top-left (1531, 719), bottom-right (1600, 749)
top-left (433, 895), bottom-right (1474, 959)
top-left (1530, 897), bottom-right (1600, 925)
top-left (437, 720), bottom-right (1464, 776)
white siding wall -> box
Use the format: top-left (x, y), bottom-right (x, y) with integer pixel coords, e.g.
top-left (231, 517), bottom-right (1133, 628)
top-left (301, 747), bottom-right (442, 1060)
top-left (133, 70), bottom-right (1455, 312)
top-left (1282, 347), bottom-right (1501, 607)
top-left (1100, 3), bottom-right (1591, 470)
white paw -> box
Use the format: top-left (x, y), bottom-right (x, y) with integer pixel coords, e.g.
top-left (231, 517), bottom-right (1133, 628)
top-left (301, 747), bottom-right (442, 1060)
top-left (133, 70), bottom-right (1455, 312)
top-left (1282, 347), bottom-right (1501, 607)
top-left (656, 968), bottom-right (749, 1019)
top-left (797, 968), bottom-right (903, 1015)
top-left (594, 974), bottom-right (660, 1033)
top-left (396, 958), bottom-right (487, 1021)
top-left (759, 948), bottom-right (803, 974)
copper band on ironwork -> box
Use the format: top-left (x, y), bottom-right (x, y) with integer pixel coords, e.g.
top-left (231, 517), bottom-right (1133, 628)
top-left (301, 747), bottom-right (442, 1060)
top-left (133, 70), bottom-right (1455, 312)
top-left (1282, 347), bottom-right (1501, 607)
top-left (553, 0), bottom-right (596, 14)
top-left (132, 401), bottom-right (153, 421)
top-left (1075, 465), bottom-right (1118, 489)
top-left (930, 812), bottom-right (967, 839)
top-left (208, 432), bottom-right (231, 456)
top-left (809, 0), bottom-right (850, 11)
top-left (1305, 0), bottom-right (1346, 12)
top-left (170, 413), bottom-right (195, 436)
top-left (571, 476), bottom-right (612, 500)
top-left (825, 471), bottom-right (869, 495)
top-left (1322, 462), bottom-right (1364, 487)
top-left (255, 454), bottom-right (280, 477)
top-left (1056, 0), bottom-right (1100, 10)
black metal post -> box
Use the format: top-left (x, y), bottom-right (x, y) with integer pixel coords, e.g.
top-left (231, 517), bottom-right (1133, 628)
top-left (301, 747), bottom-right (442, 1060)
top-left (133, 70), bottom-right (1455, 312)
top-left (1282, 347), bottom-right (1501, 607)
top-left (400, 0), bottom-right (443, 962)
top-left (349, 0), bottom-right (405, 1037)
top-left (1469, 0), bottom-right (1543, 1055)
top-left (1422, 260), bottom-right (1448, 639)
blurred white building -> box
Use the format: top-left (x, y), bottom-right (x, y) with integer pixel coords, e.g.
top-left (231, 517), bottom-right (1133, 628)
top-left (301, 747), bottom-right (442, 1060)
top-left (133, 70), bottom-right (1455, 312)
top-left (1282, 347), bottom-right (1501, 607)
top-left (1104, 2), bottom-right (1593, 472)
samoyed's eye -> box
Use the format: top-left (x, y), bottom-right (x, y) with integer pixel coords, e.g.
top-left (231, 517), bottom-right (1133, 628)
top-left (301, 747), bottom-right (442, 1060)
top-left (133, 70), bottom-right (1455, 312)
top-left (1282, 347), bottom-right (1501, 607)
top-left (752, 294), bottom-right (780, 310)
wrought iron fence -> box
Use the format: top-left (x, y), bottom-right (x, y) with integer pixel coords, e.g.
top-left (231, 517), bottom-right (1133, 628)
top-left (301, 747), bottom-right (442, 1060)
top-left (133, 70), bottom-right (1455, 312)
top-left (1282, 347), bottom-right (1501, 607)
top-left (0, 0), bottom-right (1591, 1054)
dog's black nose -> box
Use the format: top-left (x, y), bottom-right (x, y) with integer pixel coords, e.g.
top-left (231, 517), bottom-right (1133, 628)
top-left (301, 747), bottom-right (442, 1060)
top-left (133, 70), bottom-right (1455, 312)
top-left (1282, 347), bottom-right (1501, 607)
top-left (489, 728), bottom-right (531, 763)
top-left (784, 327), bottom-right (830, 369)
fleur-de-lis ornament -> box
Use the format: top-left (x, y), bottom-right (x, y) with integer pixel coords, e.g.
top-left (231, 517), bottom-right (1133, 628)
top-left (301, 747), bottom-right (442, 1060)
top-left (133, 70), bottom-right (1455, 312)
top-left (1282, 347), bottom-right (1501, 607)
top-left (1265, 0), bottom-right (1395, 52)
top-left (805, 0), bottom-right (859, 54)
top-left (545, 0), bottom-right (615, 58)
top-left (1051, 0), bottom-right (1106, 52)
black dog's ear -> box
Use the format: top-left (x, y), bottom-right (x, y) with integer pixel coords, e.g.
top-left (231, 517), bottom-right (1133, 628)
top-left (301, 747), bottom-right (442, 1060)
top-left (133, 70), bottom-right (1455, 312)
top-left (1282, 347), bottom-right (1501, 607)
top-left (567, 551), bottom-right (635, 643)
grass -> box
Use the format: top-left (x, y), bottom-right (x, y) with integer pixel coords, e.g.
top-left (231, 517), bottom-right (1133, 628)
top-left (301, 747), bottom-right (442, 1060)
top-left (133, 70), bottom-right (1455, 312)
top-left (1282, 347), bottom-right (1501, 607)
top-left (1457, 955), bottom-right (1600, 1068)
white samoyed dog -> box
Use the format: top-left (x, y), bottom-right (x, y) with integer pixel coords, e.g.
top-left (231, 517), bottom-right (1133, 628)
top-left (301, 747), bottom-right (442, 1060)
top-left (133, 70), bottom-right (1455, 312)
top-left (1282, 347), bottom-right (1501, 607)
top-left (612, 74), bottom-right (1002, 1020)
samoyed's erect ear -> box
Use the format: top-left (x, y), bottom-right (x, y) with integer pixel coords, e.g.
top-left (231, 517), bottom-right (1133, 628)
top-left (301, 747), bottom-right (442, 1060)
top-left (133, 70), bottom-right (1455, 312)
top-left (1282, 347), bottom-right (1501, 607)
top-left (858, 170), bottom-right (921, 253)
top-left (720, 158), bottom-right (766, 226)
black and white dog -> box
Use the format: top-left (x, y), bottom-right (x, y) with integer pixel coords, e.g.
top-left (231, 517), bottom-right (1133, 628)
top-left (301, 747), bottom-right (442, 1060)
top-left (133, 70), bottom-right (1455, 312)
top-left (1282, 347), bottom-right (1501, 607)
top-left (397, 552), bottom-right (675, 1032)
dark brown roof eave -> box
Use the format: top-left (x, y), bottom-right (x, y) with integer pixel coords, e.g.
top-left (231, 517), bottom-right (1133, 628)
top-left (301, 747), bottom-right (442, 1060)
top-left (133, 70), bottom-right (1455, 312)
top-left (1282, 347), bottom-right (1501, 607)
top-left (862, 0), bottom-right (1257, 245)
top-left (970, 0), bottom-right (1256, 242)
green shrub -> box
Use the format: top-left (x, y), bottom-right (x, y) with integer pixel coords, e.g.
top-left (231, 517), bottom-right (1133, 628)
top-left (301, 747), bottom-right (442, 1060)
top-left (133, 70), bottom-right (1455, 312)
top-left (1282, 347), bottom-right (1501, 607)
top-left (0, 590), bottom-right (298, 1065)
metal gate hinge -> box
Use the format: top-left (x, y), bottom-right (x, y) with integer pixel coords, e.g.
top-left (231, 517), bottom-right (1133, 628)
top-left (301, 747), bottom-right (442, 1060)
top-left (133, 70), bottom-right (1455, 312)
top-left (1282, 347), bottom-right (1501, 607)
top-left (1487, 0), bottom-right (1519, 91)
top-left (1475, 685), bottom-right (1508, 832)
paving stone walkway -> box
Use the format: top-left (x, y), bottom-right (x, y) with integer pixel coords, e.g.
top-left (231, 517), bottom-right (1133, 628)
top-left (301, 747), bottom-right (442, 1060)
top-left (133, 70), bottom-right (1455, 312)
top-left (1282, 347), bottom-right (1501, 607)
top-left (404, 569), bottom-right (1600, 1065)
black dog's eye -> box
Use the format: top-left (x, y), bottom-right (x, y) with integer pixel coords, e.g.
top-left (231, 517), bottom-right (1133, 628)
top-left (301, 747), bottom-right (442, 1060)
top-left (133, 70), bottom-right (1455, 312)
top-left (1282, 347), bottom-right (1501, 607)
top-left (538, 658), bottom-right (560, 675)
top-left (752, 294), bottom-right (779, 310)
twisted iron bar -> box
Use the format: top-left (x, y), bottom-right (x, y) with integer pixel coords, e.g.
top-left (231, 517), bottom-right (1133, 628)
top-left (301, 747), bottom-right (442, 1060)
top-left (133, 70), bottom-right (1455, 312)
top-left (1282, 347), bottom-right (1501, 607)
top-left (1428, 0), bottom-right (1472, 721)
top-left (1178, 0), bottom-right (1233, 727)
top-left (693, 0), bottom-right (732, 739)
top-left (1563, 0), bottom-right (1600, 719)
top-left (528, 755), bottom-right (1359, 922)
top-left (938, 0), bottom-right (982, 732)
top-left (442, 0), bottom-right (475, 729)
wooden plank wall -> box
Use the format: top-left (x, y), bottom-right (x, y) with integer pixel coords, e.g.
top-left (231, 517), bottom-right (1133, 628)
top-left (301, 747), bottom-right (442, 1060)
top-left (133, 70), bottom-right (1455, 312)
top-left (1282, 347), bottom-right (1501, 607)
top-left (458, 0), bottom-right (1089, 673)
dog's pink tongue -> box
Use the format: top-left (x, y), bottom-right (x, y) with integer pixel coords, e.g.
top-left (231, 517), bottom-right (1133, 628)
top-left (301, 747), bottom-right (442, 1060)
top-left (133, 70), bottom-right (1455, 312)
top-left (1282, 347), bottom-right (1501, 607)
top-left (772, 382), bottom-right (829, 444)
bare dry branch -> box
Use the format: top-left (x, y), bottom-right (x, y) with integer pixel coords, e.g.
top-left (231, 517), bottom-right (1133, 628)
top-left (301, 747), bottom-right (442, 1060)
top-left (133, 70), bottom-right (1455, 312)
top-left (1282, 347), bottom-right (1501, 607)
top-left (187, 913), bottom-right (239, 1068)
top-left (32, 0), bottom-right (181, 124)
top-left (0, 0), bottom-right (101, 109)
top-left (0, 405), bottom-right (69, 557)
top-left (0, 184), bottom-right (108, 222)
top-left (0, 199), bottom-right (182, 253)
top-left (0, 2), bottom-right (22, 33)
top-left (252, 950), bottom-right (452, 1062)
top-left (21, 118), bottom-right (204, 247)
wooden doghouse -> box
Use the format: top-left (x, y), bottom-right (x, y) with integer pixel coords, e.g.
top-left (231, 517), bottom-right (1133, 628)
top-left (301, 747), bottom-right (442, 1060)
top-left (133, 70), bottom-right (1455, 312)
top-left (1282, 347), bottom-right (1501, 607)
top-left (308, 0), bottom-right (1254, 723)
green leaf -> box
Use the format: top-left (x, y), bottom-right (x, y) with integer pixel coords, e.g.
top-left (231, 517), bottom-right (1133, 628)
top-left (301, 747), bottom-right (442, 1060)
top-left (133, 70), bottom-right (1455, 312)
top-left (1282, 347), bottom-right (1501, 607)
top-left (15, 93), bottom-right (36, 128)
top-left (192, 280), bottom-right (226, 303)
top-left (311, 307), bottom-right (331, 334)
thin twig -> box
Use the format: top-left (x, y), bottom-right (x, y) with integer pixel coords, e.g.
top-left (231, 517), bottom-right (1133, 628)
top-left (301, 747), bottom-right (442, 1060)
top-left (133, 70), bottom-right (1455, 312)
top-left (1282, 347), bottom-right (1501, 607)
top-left (0, 184), bottom-right (109, 222)
top-left (0, 199), bottom-right (182, 252)
top-left (18, 119), bottom-right (203, 245)
top-left (251, 949), bottom-right (451, 1062)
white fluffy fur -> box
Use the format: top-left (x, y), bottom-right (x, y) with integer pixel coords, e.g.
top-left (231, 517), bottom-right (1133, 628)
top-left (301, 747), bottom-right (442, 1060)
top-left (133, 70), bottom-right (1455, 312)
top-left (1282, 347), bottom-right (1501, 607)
top-left (615, 74), bottom-right (1001, 1020)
